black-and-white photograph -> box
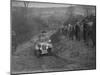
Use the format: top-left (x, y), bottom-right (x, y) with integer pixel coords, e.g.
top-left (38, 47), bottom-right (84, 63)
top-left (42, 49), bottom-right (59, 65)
top-left (11, 0), bottom-right (96, 74)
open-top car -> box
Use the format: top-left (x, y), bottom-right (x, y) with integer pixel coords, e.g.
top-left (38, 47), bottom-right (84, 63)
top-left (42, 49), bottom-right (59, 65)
top-left (34, 32), bottom-right (53, 57)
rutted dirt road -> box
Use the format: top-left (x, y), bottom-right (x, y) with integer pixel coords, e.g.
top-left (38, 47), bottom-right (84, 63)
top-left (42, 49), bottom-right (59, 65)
top-left (11, 33), bottom-right (96, 74)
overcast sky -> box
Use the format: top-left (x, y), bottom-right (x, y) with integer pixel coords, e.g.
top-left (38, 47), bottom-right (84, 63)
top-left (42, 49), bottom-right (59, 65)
top-left (11, 1), bottom-right (73, 8)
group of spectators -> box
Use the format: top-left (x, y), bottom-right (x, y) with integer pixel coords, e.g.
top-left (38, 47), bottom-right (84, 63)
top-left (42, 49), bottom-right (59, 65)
top-left (61, 15), bottom-right (96, 47)
top-left (12, 15), bottom-right (96, 55)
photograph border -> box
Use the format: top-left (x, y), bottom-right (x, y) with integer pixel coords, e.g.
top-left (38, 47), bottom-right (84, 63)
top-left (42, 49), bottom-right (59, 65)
top-left (10, 0), bottom-right (96, 74)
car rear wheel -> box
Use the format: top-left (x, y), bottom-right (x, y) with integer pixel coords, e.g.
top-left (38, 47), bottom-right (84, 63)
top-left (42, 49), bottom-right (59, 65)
top-left (34, 50), bottom-right (41, 58)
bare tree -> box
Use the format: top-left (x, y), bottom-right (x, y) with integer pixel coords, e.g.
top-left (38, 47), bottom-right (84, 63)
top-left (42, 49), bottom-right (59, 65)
top-left (23, 1), bottom-right (30, 7)
top-left (67, 5), bottom-right (74, 17)
top-left (83, 6), bottom-right (95, 17)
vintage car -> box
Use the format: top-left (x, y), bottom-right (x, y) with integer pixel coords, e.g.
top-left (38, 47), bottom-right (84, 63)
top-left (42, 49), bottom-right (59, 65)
top-left (34, 33), bottom-right (53, 57)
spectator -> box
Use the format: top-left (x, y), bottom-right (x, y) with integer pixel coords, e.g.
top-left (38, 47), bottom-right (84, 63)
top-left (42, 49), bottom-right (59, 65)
top-left (83, 19), bottom-right (88, 42)
top-left (75, 22), bottom-right (80, 41)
